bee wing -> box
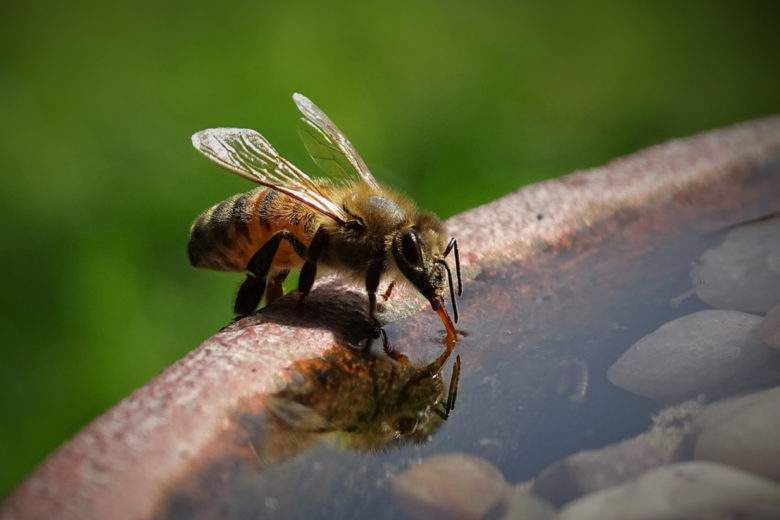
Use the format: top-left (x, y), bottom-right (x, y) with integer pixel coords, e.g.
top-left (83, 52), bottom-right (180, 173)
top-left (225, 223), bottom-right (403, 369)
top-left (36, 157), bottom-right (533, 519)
top-left (192, 128), bottom-right (347, 224)
top-left (293, 93), bottom-right (380, 189)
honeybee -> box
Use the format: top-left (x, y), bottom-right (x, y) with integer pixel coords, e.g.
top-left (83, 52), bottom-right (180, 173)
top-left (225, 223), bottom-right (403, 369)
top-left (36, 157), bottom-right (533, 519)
top-left (188, 93), bottom-right (462, 344)
top-left (252, 346), bottom-right (461, 466)
top-left (157, 344), bottom-right (461, 515)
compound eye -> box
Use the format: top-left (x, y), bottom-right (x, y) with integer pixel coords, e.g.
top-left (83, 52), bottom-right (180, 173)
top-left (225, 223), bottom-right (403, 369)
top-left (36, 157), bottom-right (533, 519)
top-left (400, 230), bottom-right (422, 266)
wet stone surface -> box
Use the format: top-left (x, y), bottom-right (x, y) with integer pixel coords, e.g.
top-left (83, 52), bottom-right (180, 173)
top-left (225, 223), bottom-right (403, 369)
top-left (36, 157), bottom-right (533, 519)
top-left (155, 160), bottom-right (780, 519)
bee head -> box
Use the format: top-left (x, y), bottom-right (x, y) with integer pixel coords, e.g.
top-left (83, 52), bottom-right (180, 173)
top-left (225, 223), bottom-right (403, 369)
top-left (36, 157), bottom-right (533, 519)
top-left (392, 213), bottom-right (462, 326)
top-left (392, 223), bottom-right (443, 296)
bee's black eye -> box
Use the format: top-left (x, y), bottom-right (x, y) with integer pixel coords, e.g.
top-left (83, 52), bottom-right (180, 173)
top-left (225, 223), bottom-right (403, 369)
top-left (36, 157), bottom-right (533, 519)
top-left (400, 230), bottom-right (422, 266)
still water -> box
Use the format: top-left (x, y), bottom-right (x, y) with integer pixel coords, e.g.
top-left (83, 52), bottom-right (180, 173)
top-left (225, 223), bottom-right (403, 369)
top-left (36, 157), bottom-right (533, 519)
top-left (160, 162), bottom-right (780, 519)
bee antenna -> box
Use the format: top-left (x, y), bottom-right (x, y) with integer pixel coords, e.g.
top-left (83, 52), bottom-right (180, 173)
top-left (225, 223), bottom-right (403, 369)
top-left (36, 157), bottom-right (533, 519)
top-left (436, 259), bottom-right (459, 323)
top-left (443, 238), bottom-right (462, 297)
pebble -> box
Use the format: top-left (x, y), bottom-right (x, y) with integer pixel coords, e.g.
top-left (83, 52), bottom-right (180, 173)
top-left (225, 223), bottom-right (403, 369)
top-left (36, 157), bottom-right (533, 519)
top-left (761, 304), bottom-right (780, 349)
top-left (488, 484), bottom-right (556, 520)
top-left (557, 462), bottom-right (780, 520)
top-left (390, 453), bottom-right (508, 520)
top-left (694, 386), bottom-right (780, 481)
top-left (607, 310), bottom-right (780, 403)
top-left (691, 216), bottom-right (780, 314)
top-left (531, 400), bottom-right (701, 505)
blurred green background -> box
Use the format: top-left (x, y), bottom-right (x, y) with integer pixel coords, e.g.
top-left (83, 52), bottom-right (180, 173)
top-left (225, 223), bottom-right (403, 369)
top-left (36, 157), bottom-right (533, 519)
top-left (1, 0), bottom-right (778, 497)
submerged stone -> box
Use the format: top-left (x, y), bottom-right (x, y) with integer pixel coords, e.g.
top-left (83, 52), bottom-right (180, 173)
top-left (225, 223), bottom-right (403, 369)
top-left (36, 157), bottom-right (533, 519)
top-left (489, 485), bottom-right (556, 520)
top-left (607, 310), bottom-right (780, 403)
top-left (694, 386), bottom-right (780, 481)
top-left (557, 462), bottom-right (780, 520)
top-left (761, 304), bottom-right (780, 349)
top-left (531, 400), bottom-right (700, 505)
top-left (390, 453), bottom-right (508, 520)
top-left (691, 217), bottom-right (780, 314)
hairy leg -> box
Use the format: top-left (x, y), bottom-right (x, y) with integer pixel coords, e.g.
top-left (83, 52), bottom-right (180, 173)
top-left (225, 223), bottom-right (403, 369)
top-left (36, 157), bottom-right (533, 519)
top-left (297, 226), bottom-right (329, 302)
top-left (365, 258), bottom-right (385, 325)
top-left (235, 231), bottom-right (306, 316)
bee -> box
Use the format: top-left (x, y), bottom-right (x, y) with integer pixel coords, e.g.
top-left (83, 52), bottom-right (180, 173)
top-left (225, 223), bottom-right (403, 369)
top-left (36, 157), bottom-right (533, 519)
top-left (188, 93), bottom-right (462, 345)
top-left (253, 347), bottom-right (461, 465)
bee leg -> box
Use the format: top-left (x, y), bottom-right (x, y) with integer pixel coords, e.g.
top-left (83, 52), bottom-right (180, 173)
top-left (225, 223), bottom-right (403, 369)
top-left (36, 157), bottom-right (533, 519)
top-left (444, 354), bottom-right (461, 418)
top-left (381, 280), bottom-right (397, 301)
top-left (361, 327), bottom-right (389, 354)
top-left (365, 258), bottom-right (385, 328)
top-left (432, 354), bottom-right (461, 420)
top-left (297, 227), bottom-right (329, 304)
top-left (235, 274), bottom-right (266, 317)
top-left (265, 269), bottom-right (290, 305)
top-left (236, 232), bottom-right (306, 316)
top-left (382, 332), bottom-right (411, 365)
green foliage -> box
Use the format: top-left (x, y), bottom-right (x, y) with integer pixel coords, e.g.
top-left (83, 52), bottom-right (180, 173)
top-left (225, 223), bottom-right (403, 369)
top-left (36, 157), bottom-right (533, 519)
top-left (1, 0), bottom-right (778, 497)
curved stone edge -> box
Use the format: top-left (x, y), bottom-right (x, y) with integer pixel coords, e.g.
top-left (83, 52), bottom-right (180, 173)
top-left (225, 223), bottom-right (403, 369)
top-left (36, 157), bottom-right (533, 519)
top-left (2, 116), bottom-right (780, 520)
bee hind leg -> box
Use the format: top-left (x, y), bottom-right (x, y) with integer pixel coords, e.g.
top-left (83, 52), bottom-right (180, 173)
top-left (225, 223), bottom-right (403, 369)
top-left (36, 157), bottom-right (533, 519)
top-left (365, 258), bottom-right (385, 328)
top-left (235, 232), bottom-right (306, 317)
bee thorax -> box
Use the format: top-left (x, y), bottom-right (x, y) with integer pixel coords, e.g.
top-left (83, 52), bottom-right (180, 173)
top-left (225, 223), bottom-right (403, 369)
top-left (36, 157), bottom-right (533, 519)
top-left (365, 195), bottom-right (406, 226)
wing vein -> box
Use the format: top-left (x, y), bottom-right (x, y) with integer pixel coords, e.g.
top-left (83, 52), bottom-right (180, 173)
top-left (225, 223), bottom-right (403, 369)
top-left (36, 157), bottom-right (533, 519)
top-left (192, 127), bottom-right (347, 225)
top-left (293, 93), bottom-right (380, 189)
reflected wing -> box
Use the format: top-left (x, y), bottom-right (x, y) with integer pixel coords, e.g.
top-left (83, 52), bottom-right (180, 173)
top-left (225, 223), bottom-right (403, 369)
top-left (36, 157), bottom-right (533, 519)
top-left (293, 93), bottom-right (380, 189)
top-left (192, 128), bottom-right (347, 224)
top-left (266, 397), bottom-right (329, 432)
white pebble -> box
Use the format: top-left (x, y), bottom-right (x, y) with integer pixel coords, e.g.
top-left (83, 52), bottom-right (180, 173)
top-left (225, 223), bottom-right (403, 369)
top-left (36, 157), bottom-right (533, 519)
top-left (390, 453), bottom-right (508, 519)
top-left (691, 217), bottom-right (780, 314)
top-left (695, 386), bottom-right (780, 481)
top-left (608, 310), bottom-right (780, 403)
top-left (761, 304), bottom-right (780, 349)
top-left (493, 485), bottom-right (556, 520)
top-left (558, 462), bottom-right (780, 520)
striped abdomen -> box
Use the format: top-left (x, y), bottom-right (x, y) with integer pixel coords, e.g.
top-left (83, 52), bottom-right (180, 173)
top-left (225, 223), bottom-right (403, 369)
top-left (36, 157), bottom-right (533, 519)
top-left (188, 188), bottom-right (319, 272)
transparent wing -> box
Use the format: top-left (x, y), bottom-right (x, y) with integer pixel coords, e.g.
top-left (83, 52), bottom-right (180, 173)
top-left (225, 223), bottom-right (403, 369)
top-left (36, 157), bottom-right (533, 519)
top-left (297, 118), bottom-right (362, 183)
top-left (293, 93), bottom-right (380, 189)
top-left (192, 128), bottom-right (347, 224)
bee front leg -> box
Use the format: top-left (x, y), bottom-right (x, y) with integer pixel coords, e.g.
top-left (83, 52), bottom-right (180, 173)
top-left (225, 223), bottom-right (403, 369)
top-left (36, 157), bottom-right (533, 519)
top-left (432, 354), bottom-right (461, 420)
top-left (381, 280), bottom-right (397, 301)
top-left (365, 258), bottom-right (385, 327)
top-left (297, 226), bottom-right (329, 305)
top-left (444, 354), bottom-right (461, 418)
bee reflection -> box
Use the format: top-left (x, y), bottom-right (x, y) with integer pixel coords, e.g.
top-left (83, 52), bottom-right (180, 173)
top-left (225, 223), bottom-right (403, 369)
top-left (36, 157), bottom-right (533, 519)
top-left (239, 343), bottom-right (460, 465)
